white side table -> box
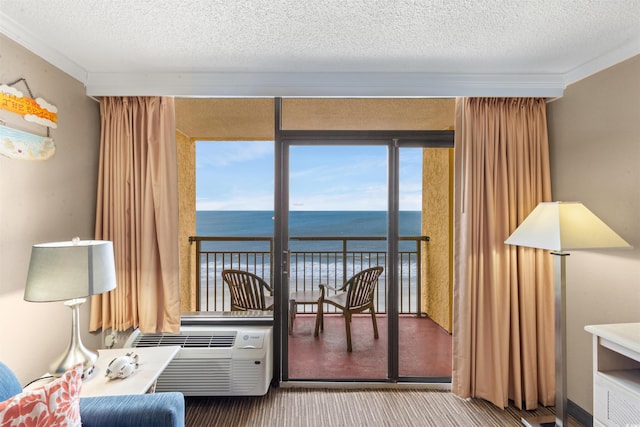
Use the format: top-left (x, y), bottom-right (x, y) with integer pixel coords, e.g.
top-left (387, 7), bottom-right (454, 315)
top-left (584, 323), bottom-right (640, 427)
top-left (80, 346), bottom-right (180, 397)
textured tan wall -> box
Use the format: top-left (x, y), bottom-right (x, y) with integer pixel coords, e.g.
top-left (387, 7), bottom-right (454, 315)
top-left (176, 130), bottom-right (196, 312)
top-left (175, 98), bottom-right (455, 134)
top-left (283, 98), bottom-right (454, 130)
top-left (175, 98), bottom-right (274, 140)
top-left (421, 148), bottom-right (453, 333)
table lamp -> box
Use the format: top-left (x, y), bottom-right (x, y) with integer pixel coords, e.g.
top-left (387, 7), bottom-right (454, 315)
top-left (24, 238), bottom-right (117, 378)
top-left (505, 202), bottom-right (630, 427)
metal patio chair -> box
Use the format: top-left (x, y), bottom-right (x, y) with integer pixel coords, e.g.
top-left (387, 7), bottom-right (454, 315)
top-left (315, 266), bottom-right (384, 352)
top-left (222, 269), bottom-right (274, 311)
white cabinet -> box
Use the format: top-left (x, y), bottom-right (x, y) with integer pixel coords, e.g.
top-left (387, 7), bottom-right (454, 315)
top-left (585, 323), bottom-right (640, 427)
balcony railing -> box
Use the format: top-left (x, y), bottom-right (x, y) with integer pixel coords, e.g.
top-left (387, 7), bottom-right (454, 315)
top-left (189, 235), bottom-right (429, 315)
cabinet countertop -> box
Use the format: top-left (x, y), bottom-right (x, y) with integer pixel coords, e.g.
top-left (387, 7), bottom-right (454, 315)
top-left (584, 323), bottom-right (640, 356)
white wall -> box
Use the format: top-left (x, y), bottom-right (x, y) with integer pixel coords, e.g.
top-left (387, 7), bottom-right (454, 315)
top-left (547, 54), bottom-right (640, 414)
top-left (0, 34), bottom-right (101, 384)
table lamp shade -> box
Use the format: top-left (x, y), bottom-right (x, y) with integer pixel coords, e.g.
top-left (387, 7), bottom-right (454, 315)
top-left (504, 202), bottom-right (630, 251)
top-left (25, 239), bottom-right (117, 302)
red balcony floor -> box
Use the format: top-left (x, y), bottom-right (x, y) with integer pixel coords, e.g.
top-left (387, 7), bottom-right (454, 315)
top-left (287, 314), bottom-right (452, 380)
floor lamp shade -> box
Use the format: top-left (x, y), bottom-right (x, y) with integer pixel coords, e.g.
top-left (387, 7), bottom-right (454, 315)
top-left (25, 239), bottom-right (117, 302)
top-left (504, 201), bottom-right (630, 251)
top-left (505, 201), bottom-right (630, 427)
top-left (24, 238), bottom-right (117, 377)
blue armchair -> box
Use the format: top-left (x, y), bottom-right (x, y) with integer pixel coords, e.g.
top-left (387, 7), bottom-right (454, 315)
top-left (0, 361), bottom-right (185, 427)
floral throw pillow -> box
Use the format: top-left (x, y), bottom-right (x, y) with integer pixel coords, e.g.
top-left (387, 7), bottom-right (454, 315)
top-left (0, 363), bottom-right (82, 427)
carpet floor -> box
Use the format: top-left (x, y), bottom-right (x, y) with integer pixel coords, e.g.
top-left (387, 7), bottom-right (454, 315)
top-left (185, 387), bottom-right (585, 426)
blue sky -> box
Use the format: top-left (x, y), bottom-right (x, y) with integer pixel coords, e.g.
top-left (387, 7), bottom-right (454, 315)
top-left (196, 141), bottom-right (422, 211)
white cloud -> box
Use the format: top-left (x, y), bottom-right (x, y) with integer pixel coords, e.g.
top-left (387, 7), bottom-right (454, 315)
top-left (399, 193), bottom-right (422, 211)
top-left (35, 97), bottom-right (58, 113)
top-left (197, 141), bottom-right (272, 168)
top-left (0, 85), bottom-right (22, 97)
top-left (197, 192), bottom-right (274, 211)
top-left (291, 185), bottom-right (387, 211)
top-left (24, 114), bottom-right (57, 129)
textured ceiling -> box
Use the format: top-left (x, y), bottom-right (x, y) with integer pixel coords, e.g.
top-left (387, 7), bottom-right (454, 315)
top-left (1, 0), bottom-right (639, 96)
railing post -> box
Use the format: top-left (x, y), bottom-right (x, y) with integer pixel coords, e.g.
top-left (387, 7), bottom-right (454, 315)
top-left (416, 238), bottom-right (422, 317)
top-left (195, 238), bottom-right (201, 311)
top-left (415, 236), bottom-right (430, 317)
top-left (342, 239), bottom-right (348, 284)
top-left (269, 238), bottom-right (274, 285)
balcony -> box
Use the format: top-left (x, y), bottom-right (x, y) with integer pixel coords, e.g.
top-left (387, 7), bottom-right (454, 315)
top-left (189, 235), bottom-right (452, 380)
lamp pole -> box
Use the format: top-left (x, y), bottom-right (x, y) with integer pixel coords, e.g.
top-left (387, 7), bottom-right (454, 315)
top-left (553, 252), bottom-right (569, 427)
top-left (521, 252), bottom-right (569, 427)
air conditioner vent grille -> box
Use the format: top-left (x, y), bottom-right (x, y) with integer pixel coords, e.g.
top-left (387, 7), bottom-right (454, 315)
top-left (124, 326), bottom-right (272, 396)
top-left (131, 332), bottom-right (236, 348)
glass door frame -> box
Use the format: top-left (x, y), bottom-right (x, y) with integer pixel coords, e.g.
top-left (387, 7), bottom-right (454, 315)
top-left (273, 98), bottom-right (454, 383)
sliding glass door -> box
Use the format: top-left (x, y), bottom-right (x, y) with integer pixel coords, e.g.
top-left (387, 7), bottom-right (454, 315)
top-left (285, 144), bottom-right (389, 380)
top-left (277, 140), bottom-right (453, 384)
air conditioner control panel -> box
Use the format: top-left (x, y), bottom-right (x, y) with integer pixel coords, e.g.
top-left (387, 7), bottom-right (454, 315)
top-left (237, 328), bottom-right (267, 349)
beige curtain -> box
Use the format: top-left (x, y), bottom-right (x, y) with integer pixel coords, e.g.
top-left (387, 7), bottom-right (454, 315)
top-left (90, 96), bottom-right (180, 334)
top-left (452, 98), bottom-right (555, 410)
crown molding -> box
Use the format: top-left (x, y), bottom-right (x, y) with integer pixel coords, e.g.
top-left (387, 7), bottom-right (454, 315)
top-left (0, 11), bottom-right (88, 84)
top-left (85, 72), bottom-right (565, 97)
top-left (563, 36), bottom-right (640, 86)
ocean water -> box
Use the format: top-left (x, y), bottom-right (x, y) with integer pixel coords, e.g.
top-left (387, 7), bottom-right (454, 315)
top-left (196, 210), bottom-right (421, 239)
top-left (196, 211), bottom-right (424, 311)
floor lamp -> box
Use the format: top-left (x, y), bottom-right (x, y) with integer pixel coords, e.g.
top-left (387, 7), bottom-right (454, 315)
top-left (24, 238), bottom-right (117, 378)
top-left (505, 202), bottom-right (630, 427)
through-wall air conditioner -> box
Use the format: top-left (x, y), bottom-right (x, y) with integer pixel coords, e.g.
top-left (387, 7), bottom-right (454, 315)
top-left (125, 325), bottom-right (272, 396)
